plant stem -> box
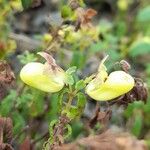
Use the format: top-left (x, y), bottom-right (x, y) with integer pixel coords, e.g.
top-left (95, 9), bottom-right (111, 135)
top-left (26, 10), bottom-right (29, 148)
top-left (50, 115), bottom-right (70, 149)
top-left (66, 94), bottom-right (73, 110)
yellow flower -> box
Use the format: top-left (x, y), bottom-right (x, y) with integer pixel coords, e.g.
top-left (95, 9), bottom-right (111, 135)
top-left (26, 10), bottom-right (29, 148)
top-left (86, 56), bottom-right (135, 101)
top-left (20, 52), bottom-right (65, 93)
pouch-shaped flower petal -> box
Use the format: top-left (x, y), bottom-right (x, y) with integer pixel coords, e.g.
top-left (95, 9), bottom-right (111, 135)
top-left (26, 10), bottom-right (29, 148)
top-left (20, 52), bottom-right (65, 93)
top-left (86, 56), bottom-right (135, 101)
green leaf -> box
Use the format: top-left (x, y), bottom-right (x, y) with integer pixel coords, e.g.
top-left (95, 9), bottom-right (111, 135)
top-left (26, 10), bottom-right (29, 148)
top-left (71, 51), bottom-right (86, 69)
top-left (124, 103), bottom-right (134, 118)
top-left (66, 66), bottom-right (77, 74)
top-left (66, 106), bottom-right (79, 119)
top-left (124, 101), bottom-right (144, 118)
top-left (0, 90), bottom-right (17, 116)
top-left (58, 88), bottom-right (69, 113)
top-left (49, 119), bottom-right (58, 144)
top-left (65, 66), bottom-right (77, 85)
top-left (90, 42), bottom-right (104, 53)
top-left (129, 37), bottom-right (150, 57)
top-left (12, 112), bottom-right (25, 135)
top-left (131, 114), bottom-right (143, 137)
top-left (47, 94), bottom-right (59, 121)
top-left (75, 80), bottom-right (86, 91)
top-left (21, 0), bottom-right (32, 9)
top-left (29, 90), bottom-right (45, 117)
top-left (77, 92), bottom-right (86, 109)
top-left (137, 6), bottom-right (150, 22)
top-left (64, 124), bottom-right (72, 139)
top-left (115, 21), bottom-right (127, 37)
top-left (61, 5), bottom-right (72, 19)
top-left (71, 121), bottom-right (83, 139)
top-left (18, 51), bottom-right (37, 64)
top-left (65, 74), bottom-right (75, 85)
top-left (79, 0), bottom-right (86, 7)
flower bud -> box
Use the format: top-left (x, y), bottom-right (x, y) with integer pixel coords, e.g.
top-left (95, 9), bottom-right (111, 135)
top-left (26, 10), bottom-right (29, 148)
top-left (86, 56), bottom-right (135, 101)
top-left (20, 52), bottom-right (65, 93)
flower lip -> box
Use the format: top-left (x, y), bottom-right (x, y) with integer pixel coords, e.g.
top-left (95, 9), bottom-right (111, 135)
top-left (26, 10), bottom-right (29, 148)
top-left (86, 56), bottom-right (135, 101)
top-left (20, 53), bottom-right (65, 93)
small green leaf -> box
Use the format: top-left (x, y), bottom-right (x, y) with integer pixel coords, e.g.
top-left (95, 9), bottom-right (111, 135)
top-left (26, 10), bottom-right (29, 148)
top-left (66, 106), bottom-right (79, 119)
top-left (77, 92), bottom-right (86, 109)
top-left (18, 51), bottom-right (37, 64)
top-left (0, 90), bottom-right (17, 116)
top-left (21, 0), bottom-right (32, 9)
top-left (64, 124), bottom-right (72, 139)
top-left (47, 93), bottom-right (60, 121)
top-left (12, 112), bottom-right (25, 135)
top-left (75, 80), bottom-right (86, 91)
top-left (61, 5), bottom-right (72, 19)
top-left (65, 74), bottom-right (75, 85)
top-left (131, 114), bottom-right (143, 137)
top-left (124, 103), bottom-right (134, 118)
top-left (129, 37), bottom-right (150, 57)
top-left (58, 88), bottom-right (69, 112)
top-left (66, 66), bottom-right (77, 74)
top-left (71, 51), bottom-right (86, 69)
top-left (49, 119), bottom-right (58, 144)
top-left (90, 41), bottom-right (107, 53)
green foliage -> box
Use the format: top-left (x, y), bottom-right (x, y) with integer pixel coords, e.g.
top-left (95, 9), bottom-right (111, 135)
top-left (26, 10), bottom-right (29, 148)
top-left (71, 121), bottom-right (83, 139)
top-left (0, 90), bottom-right (17, 116)
top-left (137, 6), bottom-right (150, 22)
top-left (61, 5), bottom-right (73, 19)
top-left (124, 100), bottom-right (150, 137)
top-left (131, 113), bottom-right (143, 137)
top-left (12, 111), bottom-right (25, 135)
top-left (47, 93), bottom-right (60, 121)
top-left (65, 66), bottom-right (77, 85)
top-left (18, 51), bottom-right (37, 64)
top-left (71, 51), bottom-right (87, 69)
top-left (29, 89), bottom-right (45, 117)
top-left (66, 66), bottom-right (77, 74)
top-left (77, 92), bottom-right (86, 110)
top-left (75, 80), bottom-right (86, 91)
top-left (129, 38), bottom-right (150, 57)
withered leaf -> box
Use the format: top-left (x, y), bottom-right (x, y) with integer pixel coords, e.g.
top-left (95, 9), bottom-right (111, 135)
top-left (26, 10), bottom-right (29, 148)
top-left (37, 52), bottom-right (56, 66)
top-left (85, 8), bottom-right (97, 20)
top-left (19, 137), bottom-right (31, 150)
top-left (89, 103), bottom-right (112, 129)
top-left (75, 7), bottom-right (97, 30)
top-left (59, 130), bottom-right (148, 150)
top-left (0, 61), bottom-right (15, 100)
top-left (0, 117), bottom-right (13, 150)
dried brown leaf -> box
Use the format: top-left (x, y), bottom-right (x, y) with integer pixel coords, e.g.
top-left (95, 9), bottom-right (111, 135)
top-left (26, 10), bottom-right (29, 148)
top-left (85, 9), bottom-right (97, 20)
top-left (89, 103), bottom-right (112, 129)
top-left (75, 7), bottom-right (97, 30)
top-left (59, 130), bottom-right (148, 150)
top-left (0, 61), bottom-right (15, 84)
top-left (0, 117), bottom-right (13, 150)
top-left (0, 61), bottom-right (15, 100)
top-left (19, 137), bottom-right (31, 150)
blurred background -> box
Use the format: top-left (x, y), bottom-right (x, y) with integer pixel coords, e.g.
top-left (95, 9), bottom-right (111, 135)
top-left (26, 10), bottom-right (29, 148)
top-left (0, 0), bottom-right (150, 149)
